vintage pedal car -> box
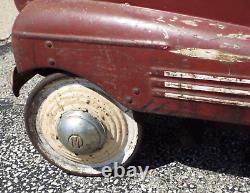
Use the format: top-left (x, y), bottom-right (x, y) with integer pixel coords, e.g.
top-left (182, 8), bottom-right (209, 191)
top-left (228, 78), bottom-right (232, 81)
top-left (11, 0), bottom-right (250, 175)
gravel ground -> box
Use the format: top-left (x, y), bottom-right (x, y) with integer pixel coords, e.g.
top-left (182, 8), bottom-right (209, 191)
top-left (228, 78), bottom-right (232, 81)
top-left (0, 0), bottom-right (18, 40)
top-left (1, 39), bottom-right (250, 193)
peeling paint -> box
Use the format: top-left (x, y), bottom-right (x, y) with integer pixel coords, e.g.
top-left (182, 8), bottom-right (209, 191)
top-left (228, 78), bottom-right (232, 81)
top-left (193, 34), bottom-right (204, 40)
top-left (163, 71), bottom-right (250, 107)
top-left (162, 29), bottom-right (169, 39)
top-left (156, 16), bottom-right (165, 23)
top-left (181, 20), bottom-right (198, 27)
top-left (170, 48), bottom-right (250, 63)
top-left (225, 33), bottom-right (250, 40)
top-left (164, 82), bottom-right (250, 96)
top-left (123, 3), bottom-right (131, 6)
top-left (164, 93), bottom-right (250, 107)
top-left (209, 23), bottom-right (225, 30)
top-left (220, 43), bottom-right (240, 49)
top-left (164, 70), bottom-right (250, 84)
top-left (169, 16), bottom-right (178, 22)
top-left (217, 33), bottom-right (250, 40)
top-left (194, 19), bottom-right (203, 23)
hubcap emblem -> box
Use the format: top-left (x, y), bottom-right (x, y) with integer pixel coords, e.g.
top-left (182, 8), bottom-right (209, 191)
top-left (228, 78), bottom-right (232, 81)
top-left (68, 135), bottom-right (84, 149)
top-left (57, 110), bottom-right (106, 155)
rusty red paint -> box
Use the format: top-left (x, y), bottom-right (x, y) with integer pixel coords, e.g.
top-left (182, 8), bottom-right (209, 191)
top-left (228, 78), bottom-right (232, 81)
top-left (11, 0), bottom-right (250, 125)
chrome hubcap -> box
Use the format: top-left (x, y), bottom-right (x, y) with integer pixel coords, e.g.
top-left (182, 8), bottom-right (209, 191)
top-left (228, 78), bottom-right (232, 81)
top-left (57, 110), bottom-right (106, 155)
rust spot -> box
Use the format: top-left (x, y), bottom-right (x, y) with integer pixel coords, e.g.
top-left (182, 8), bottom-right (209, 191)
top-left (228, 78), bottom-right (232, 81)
top-left (45, 40), bottom-right (53, 48)
top-left (133, 87), bottom-right (140, 95)
top-left (125, 96), bottom-right (133, 103)
top-left (48, 58), bottom-right (56, 66)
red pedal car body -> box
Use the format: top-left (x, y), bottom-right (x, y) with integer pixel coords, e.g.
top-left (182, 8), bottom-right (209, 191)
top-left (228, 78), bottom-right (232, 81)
top-left (11, 0), bottom-right (250, 175)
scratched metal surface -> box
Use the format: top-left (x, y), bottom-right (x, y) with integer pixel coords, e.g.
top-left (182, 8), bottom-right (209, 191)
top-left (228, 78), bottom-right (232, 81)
top-left (1, 41), bottom-right (250, 192)
top-left (12, 0), bottom-right (250, 125)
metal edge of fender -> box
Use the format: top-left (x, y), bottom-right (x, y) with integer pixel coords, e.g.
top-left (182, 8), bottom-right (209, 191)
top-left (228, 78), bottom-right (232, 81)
top-left (14, 0), bottom-right (31, 11)
top-left (11, 67), bottom-right (37, 97)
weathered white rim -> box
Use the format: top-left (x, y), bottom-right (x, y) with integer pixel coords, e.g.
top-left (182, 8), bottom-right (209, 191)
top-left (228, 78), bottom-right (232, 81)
top-left (34, 78), bottom-right (139, 175)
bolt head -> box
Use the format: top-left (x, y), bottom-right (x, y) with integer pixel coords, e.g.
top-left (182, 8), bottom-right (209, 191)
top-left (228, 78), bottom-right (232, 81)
top-left (133, 88), bottom-right (140, 95)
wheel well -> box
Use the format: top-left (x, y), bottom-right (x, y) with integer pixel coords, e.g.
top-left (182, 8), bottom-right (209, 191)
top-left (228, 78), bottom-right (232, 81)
top-left (13, 67), bottom-right (129, 112)
top-left (12, 68), bottom-right (79, 97)
top-left (36, 68), bottom-right (77, 77)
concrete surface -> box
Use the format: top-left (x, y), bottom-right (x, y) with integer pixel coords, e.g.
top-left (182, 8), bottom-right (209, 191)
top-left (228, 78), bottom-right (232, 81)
top-left (0, 0), bottom-right (18, 40)
top-left (0, 40), bottom-right (250, 192)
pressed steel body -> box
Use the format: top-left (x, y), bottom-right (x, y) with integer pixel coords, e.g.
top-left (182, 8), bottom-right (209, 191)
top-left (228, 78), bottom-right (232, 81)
top-left (14, 0), bottom-right (250, 26)
top-left (12, 0), bottom-right (250, 125)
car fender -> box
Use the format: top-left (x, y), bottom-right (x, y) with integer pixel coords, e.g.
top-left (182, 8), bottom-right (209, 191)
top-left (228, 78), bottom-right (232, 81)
top-left (11, 0), bottom-right (250, 124)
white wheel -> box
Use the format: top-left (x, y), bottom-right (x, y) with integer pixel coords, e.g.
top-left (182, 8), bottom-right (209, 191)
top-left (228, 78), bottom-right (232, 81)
top-left (25, 74), bottom-right (140, 176)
